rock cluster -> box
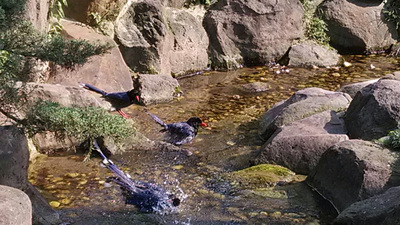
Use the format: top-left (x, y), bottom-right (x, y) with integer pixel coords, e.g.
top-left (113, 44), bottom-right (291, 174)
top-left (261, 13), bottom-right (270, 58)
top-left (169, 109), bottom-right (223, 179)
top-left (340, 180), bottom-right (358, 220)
top-left (256, 74), bottom-right (400, 224)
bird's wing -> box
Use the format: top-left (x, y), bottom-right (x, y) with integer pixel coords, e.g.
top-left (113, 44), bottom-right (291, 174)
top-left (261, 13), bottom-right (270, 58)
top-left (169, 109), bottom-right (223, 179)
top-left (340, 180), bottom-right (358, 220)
top-left (147, 112), bottom-right (167, 128)
top-left (80, 83), bottom-right (108, 96)
top-left (93, 141), bottom-right (139, 193)
top-left (166, 123), bottom-right (195, 145)
top-left (104, 92), bottom-right (131, 103)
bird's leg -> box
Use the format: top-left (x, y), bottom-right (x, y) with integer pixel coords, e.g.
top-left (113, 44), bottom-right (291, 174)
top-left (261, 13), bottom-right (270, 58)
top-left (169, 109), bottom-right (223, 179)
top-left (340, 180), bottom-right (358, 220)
top-left (118, 109), bottom-right (130, 119)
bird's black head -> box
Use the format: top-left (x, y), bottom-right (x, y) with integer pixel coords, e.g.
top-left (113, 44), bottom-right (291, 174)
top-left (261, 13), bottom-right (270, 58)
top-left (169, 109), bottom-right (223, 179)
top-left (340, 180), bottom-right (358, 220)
top-left (127, 89), bottom-right (141, 104)
top-left (186, 117), bottom-right (207, 129)
top-left (169, 195), bottom-right (181, 207)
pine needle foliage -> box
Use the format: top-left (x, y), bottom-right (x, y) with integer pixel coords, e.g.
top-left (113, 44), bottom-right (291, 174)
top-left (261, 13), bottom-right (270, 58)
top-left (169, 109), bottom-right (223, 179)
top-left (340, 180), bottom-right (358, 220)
top-left (0, 0), bottom-right (130, 147)
top-left (24, 101), bottom-right (135, 142)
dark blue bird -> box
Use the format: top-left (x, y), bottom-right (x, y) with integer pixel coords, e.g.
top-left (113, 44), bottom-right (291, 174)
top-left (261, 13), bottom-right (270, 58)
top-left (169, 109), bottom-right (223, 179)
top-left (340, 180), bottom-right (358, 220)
top-left (80, 83), bottom-right (140, 118)
top-left (93, 141), bottom-right (180, 213)
top-left (147, 111), bottom-right (207, 145)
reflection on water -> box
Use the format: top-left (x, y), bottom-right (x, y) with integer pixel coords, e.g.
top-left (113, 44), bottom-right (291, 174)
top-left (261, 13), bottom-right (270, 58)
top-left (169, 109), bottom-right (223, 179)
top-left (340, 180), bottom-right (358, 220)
top-left (29, 55), bottom-right (399, 224)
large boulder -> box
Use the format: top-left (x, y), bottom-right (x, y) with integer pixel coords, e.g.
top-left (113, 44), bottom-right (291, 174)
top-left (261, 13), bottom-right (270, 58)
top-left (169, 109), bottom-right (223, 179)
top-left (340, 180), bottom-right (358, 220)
top-left (48, 19), bottom-right (133, 93)
top-left (0, 185), bottom-right (32, 225)
top-left (24, 82), bottom-right (111, 109)
top-left (203, 0), bottom-right (304, 70)
top-left (115, 0), bottom-right (209, 75)
top-left (345, 78), bottom-right (400, 140)
top-left (259, 87), bottom-right (352, 141)
top-left (0, 126), bottom-right (60, 225)
top-left (320, 0), bottom-right (398, 54)
top-left (136, 74), bottom-right (180, 105)
top-left (256, 110), bottom-right (349, 174)
top-left (333, 186), bottom-right (400, 225)
top-left (165, 8), bottom-right (209, 75)
top-left (306, 140), bottom-right (397, 213)
top-left (288, 41), bottom-right (341, 67)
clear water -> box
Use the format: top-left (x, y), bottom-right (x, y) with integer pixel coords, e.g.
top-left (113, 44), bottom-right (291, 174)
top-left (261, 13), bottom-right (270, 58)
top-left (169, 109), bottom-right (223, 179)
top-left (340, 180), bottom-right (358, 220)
top-left (29, 55), bottom-right (400, 224)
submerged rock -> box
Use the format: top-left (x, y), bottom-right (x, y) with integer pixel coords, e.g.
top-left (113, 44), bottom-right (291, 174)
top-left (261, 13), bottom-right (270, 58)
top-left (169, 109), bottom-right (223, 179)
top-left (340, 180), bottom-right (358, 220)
top-left (226, 164), bottom-right (301, 189)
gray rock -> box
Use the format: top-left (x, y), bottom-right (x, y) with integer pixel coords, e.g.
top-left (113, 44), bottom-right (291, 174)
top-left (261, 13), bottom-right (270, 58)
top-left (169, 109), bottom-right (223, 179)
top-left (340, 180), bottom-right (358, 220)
top-left (240, 82), bottom-right (270, 93)
top-left (164, 0), bottom-right (186, 8)
top-left (0, 126), bottom-right (29, 190)
top-left (0, 185), bottom-right (32, 225)
top-left (345, 78), bottom-right (400, 140)
top-left (320, 0), bottom-right (397, 54)
top-left (288, 41), bottom-right (341, 67)
top-left (115, 0), bottom-right (208, 75)
top-left (136, 74), bottom-right (180, 105)
top-left (48, 19), bottom-right (133, 92)
top-left (259, 87), bottom-right (352, 141)
top-left (381, 71), bottom-right (400, 81)
top-left (165, 8), bottom-right (209, 76)
top-left (0, 126), bottom-right (60, 225)
top-left (24, 82), bottom-right (111, 109)
top-left (203, 0), bottom-right (304, 70)
top-left (333, 186), bottom-right (400, 225)
top-left (306, 140), bottom-right (396, 213)
top-left (256, 110), bottom-right (348, 174)
top-left (337, 79), bottom-right (378, 98)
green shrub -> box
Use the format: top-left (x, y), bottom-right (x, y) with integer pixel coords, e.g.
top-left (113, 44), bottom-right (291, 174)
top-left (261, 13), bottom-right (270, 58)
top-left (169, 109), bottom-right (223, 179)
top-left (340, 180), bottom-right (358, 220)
top-left (384, 0), bottom-right (400, 36)
top-left (301, 0), bottom-right (330, 46)
top-left (25, 101), bottom-right (135, 143)
top-left (0, 0), bottom-right (112, 127)
top-left (386, 128), bottom-right (400, 150)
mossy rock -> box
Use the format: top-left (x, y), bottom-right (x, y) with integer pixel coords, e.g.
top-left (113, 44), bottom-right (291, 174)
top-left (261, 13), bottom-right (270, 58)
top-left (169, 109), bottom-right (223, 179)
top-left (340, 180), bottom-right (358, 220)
top-left (226, 164), bottom-right (303, 189)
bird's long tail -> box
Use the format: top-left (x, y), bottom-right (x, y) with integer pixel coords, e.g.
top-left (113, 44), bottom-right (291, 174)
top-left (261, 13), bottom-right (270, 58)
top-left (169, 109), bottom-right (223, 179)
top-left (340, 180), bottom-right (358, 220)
top-left (93, 141), bottom-right (138, 193)
top-left (147, 111), bottom-right (167, 128)
top-left (79, 83), bottom-right (108, 96)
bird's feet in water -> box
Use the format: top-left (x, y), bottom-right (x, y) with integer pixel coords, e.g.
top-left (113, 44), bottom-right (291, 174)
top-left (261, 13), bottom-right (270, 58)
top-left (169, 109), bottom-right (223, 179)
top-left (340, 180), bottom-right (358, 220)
top-left (117, 109), bottom-right (131, 119)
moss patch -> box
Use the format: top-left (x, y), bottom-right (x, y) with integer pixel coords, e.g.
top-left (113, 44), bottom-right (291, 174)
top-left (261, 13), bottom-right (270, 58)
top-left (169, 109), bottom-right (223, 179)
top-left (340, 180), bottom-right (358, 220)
top-left (226, 164), bottom-right (298, 189)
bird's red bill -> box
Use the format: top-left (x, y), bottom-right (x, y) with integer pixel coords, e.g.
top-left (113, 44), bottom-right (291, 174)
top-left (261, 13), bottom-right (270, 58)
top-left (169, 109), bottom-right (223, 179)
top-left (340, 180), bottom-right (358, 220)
top-left (200, 122), bottom-right (207, 127)
top-left (135, 95), bottom-right (141, 102)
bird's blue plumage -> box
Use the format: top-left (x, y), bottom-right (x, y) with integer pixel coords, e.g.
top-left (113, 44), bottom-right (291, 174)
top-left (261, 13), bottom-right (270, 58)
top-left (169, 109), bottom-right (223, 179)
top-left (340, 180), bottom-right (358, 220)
top-left (93, 141), bottom-right (180, 212)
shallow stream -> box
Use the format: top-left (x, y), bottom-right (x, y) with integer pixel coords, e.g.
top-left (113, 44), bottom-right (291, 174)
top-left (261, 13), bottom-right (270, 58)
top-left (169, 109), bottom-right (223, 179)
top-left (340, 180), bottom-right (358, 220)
top-left (29, 55), bottom-right (399, 224)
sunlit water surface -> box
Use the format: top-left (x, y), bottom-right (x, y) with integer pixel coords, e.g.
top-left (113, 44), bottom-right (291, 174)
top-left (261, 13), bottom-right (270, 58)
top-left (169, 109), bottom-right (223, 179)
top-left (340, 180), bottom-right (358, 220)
top-left (29, 55), bottom-right (400, 224)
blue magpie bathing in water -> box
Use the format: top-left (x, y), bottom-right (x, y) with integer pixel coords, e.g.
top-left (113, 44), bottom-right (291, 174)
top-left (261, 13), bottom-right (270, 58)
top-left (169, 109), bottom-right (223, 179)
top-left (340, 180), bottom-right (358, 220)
top-left (93, 141), bottom-right (180, 212)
